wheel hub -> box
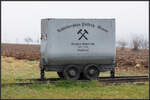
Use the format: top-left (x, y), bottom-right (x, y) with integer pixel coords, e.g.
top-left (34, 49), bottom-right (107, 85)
top-left (69, 69), bottom-right (76, 76)
top-left (89, 69), bottom-right (95, 75)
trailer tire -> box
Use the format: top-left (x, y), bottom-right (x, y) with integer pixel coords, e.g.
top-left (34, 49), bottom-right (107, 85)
top-left (63, 65), bottom-right (80, 80)
top-left (83, 64), bottom-right (99, 80)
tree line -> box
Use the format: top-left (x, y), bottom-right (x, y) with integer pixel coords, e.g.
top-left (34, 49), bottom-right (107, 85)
top-left (117, 34), bottom-right (149, 50)
top-left (23, 34), bottom-right (149, 50)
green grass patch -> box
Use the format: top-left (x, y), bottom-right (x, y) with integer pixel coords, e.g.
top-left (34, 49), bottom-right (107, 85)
top-left (2, 80), bottom-right (149, 99)
top-left (1, 56), bottom-right (149, 99)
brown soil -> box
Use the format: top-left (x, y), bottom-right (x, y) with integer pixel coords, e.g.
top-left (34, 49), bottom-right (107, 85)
top-left (116, 48), bottom-right (149, 69)
top-left (1, 43), bottom-right (149, 69)
top-left (1, 43), bottom-right (40, 60)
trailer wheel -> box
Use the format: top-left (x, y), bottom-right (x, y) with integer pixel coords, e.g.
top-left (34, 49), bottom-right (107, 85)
top-left (57, 72), bottom-right (64, 78)
top-left (83, 64), bottom-right (99, 80)
top-left (63, 65), bottom-right (80, 80)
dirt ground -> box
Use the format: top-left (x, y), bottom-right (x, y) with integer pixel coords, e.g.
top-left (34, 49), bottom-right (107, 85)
top-left (1, 43), bottom-right (149, 70)
top-left (1, 43), bottom-right (40, 60)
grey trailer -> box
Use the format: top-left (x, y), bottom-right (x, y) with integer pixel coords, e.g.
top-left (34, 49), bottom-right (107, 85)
top-left (40, 18), bottom-right (117, 80)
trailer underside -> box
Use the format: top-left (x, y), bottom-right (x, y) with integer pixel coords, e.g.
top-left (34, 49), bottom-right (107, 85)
top-left (40, 59), bottom-right (117, 80)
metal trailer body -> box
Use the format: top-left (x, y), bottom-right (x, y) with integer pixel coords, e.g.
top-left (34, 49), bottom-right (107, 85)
top-left (40, 18), bottom-right (117, 80)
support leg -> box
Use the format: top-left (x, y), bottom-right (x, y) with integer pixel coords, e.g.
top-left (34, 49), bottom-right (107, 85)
top-left (40, 68), bottom-right (45, 80)
top-left (110, 68), bottom-right (115, 78)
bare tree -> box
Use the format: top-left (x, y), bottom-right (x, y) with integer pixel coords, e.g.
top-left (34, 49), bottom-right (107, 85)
top-left (118, 40), bottom-right (127, 50)
top-left (131, 35), bottom-right (142, 50)
top-left (131, 34), bottom-right (149, 50)
top-left (140, 38), bottom-right (149, 50)
top-left (24, 37), bottom-right (33, 44)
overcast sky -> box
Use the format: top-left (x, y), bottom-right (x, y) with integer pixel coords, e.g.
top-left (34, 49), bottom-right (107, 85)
top-left (1, 1), bottom-right (149, 44)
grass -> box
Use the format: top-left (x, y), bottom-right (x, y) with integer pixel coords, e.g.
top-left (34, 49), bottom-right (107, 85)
top-left (1, 56), bottom-right (149, 99)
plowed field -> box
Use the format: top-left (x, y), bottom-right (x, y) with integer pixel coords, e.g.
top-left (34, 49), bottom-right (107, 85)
top-left (1, 43), bottom-right (149, 68)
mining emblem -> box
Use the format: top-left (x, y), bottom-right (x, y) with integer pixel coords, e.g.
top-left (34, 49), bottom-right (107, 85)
top-left (77, 29), bottom-right (88, 40)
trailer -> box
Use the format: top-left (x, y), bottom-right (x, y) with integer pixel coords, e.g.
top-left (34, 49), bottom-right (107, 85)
top-left (40, 18), bottom-right (117, 80)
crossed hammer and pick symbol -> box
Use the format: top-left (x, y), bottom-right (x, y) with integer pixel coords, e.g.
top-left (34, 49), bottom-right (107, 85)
top-left (77, 29), bottom-right (88, 40)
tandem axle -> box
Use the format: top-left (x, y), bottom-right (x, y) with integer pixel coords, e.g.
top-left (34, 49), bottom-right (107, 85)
top-left (40, 59), bottom-right (117, 80)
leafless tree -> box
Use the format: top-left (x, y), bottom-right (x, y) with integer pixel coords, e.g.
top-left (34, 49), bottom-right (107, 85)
top-left (131, 35), bottom-right (142, 50)
top-left (24, 37), bottom-right (33, 44)
top-left (117, 40), bottom-right (127, 49)
top-left (131, 34), bottom-right (149, 50)
top-left (140, 38), bottom-right (149, 50)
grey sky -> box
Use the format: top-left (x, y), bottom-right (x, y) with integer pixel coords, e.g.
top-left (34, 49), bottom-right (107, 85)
top-left (1, 1), bottom-right (149, 44)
